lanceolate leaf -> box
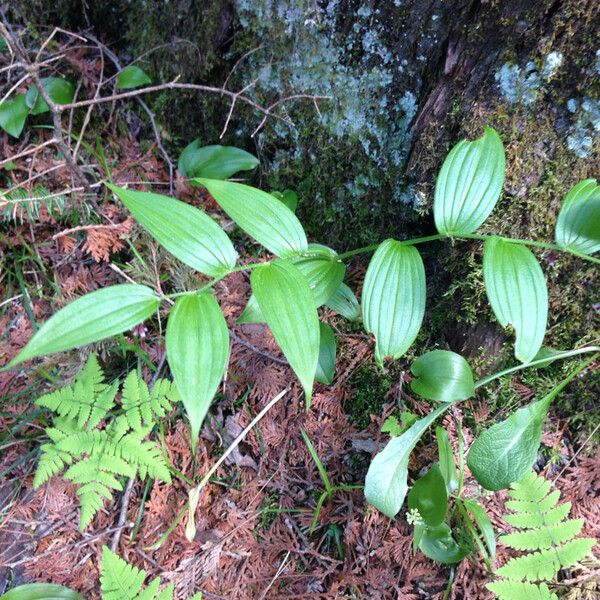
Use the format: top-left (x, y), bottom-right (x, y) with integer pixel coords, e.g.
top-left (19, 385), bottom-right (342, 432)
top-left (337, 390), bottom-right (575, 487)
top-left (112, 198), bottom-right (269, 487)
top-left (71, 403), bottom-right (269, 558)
top-left (166, 293), bottom-right (229, 449)
top-left (115, 65), bottom-right (152, 90)
top-left (365, 403), bottom-right (450, 518)
top-left (483, 237), bottom-right (548, 363)
top-left (411, 350), bottom-right (475, 402)
top-left (325, 282), bottom-right (360, 320)
top-left (178, 139), bottom-right (259, 179)
top-left (193, 178), bottom-right (308, 257)
top-left (0, 93), bottom-right (29, 138)
top-left (555, 179), bottom-right (600, 255)
top-left (0, 583), bottom-right (85, 600)
top-left (9, 285), bottom-right (160, 367)
top-left (362, 240), bottom-right (426, 365)
top-left (315, 322), bottom-right (336, 385)
top-left (25, 77), bottom-right (75, 115)
top-left (434, 126), bottom-right (505, 235)
top-left (108, 184), bottom-right (237, 277)
top-left (436, 427), bottom-right (458, 493)
top-left (463, 498), bottom-right (496, 560)
top-left (251, 260), bottom-right (319, 405)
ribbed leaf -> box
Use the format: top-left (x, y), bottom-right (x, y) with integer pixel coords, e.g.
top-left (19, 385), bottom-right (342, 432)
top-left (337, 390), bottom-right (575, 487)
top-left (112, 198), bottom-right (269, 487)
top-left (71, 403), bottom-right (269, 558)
top-left (486, 581), bottom-right (558, 600)
top-left (315, 322), bottom-right (336, 385)
top-left (434, 126), bottom-right (505, 235)
top-left (166, 293), bottom-right (229, 449)
top-left (325, 282), bottom-right (360, 320)
top-left (193, 178), bottom-right (308, 257)
top-left (108, 184), bottom-right (237, 277)
top-left (0, 583), bottom-right (85, 600)
top-left (555, 179), bottom-right (600, 255)
top-left (410, 350), bottom-right (474, 402)
top-left (115, 65), bottom-right (152, 90)
top-left (9, 285), bottom-right (160, 367)
top-left (251, 260), bottom-right (319, 405)
top-left (483, 237), bottom-right (548, 363)
top-left (178, 139), bottom-right (259, 179)
top-left (362, 240), bottom-right (426, 365)
top-left (365, 403), bottom-right (450, 518)
top-left (0, 93), bottom-right (29, 138)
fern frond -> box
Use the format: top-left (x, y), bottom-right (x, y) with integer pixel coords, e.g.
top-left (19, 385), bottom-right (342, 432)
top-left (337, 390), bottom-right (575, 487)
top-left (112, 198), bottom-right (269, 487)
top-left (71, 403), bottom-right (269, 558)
top-left (121, 372), bottom-right (175, 433)
top-left (33, 442), bottom-right (72, 488)
top-left (505, 490), bottom-right (560, 514)
top-left (500, 518), bottom-right (584, 550)
top-left (496, 538), bottom-right (595, 581)
top-left (100, 547), bottom-right (174, 600)
top-left (504, 502), bottom-right (571, 529)
top-left (115, 434), bottom-right (171, 482)
top-left (486, 581), bottom-right (558, 600)
top-left (508, 472), bottom-right (552, 502)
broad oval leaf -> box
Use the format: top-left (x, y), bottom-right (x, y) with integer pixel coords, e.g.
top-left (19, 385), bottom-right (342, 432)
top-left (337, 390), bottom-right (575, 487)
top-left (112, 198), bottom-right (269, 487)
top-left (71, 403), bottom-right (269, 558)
top-left (251, 260), bottom-right (319, 405)
top-left (365, 403), bottom-right (450, 518)
top-left (26, 77), bottom-right (75, 115)
top-left (178, 139), bottom-right (259, 179)
top-left (408, 464), bottom-right (448, 526)
top-left (434, 126), bottom-right (505, 235)
top-left (107, 183), bottom-right (237, 277)
top-left (0, 93), bottom-right (28, 138)
top-left (272, 189), bottom-right (298, 212)
top-left (166, 293), bottom-right (229, 448)
top-left (483, 237), bottom-right (548, 363)
top-left (0, 583), bottom-right (85, 600)
top-left (467, 396), bottom-right (550, 491)
top-left (315, 322), bottom-right (336, 385)
top-left (116, 65), bottom-right (152, 90)
top-left (193, 178), bottom-right (308, 257)
top-left (419, 523), bottom-right (469, 564)
top-left (555, 179), bottom-right (600, 255)
top-left (411, 350), bottom-right (475, 402)
top-left (9, 285), bottom-right (160, 367)
top-left (362, 240), bottom-right (426, 365)
top-left (325, 282), bottom-right (360, 320)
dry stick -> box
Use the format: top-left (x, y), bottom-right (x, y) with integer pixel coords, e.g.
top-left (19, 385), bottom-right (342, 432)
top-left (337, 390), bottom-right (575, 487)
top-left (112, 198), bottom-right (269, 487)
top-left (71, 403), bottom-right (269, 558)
top-left (51, 222), bottom-right (125, 239)
top-left (0, 139), bottom-right (57, 169)
top-left (0, 21), bottom-right (90, 191)
top-left (185, 388), bottom-right (289, 542)
top-left (553, 420), bottom-right (600, 484)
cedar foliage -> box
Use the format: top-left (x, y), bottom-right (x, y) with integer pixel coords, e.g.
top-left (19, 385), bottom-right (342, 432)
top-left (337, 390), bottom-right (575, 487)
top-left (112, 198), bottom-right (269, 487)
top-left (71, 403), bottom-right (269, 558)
top-left (34, 355), bottom-right (177, 530)
top-left (487, 471), bottom-right (595, 600)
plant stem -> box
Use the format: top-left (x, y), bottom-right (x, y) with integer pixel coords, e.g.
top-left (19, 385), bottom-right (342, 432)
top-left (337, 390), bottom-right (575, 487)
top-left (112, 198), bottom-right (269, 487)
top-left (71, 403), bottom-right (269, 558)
top-left (336, 233), bottom-right (446, 261)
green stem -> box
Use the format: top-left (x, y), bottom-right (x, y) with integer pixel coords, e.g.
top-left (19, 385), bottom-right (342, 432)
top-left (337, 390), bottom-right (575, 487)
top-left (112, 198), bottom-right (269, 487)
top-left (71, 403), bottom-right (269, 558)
top-left (336, 233), bottom-right (446, 261)
top-left (474, 346), bottom-right (600, 389)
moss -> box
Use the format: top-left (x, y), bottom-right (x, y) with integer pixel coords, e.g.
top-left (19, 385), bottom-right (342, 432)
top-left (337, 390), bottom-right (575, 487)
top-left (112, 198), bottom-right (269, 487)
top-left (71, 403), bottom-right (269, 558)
top-left (345, 364), bottom-right (393, 429)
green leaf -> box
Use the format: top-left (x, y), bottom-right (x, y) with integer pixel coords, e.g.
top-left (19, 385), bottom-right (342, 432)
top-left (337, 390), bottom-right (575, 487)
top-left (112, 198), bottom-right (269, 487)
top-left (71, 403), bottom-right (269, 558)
top-left (115, 65), bottom-right (152, 90)
top-left (483, 237), bottom-right (548, 363)
top-left (325, 282), bottom-right (360, 320)
top-left (251, 260), bottom-right (319, 405)
top-left (467, 395), bottom-right (551, 491)
top-left (107, 184), bottom-right (237, 277)
top-left (435, 427), bottom-right (458, 493)
top-left (434, 126), bottom-right (505, 235)
top-left (411, 350), bottom-right (474, 402)
top-left (555, 179), bottom-right (600, 255)
top-left (272, 189), bottom-right (298, 212)
top-left (463, 498), bottom-right (496, 560)
top-left (193, 178), bottom-right (308, 258)
top-left (486, 580), bottom-right (558, 600)
top-left (364, 403), bottom-right (450, 518)
top-left (9, 285), bottom-right (160, 367)
top-left (0, 93), bottom-right (29, 138)
top-left (408, 464), bottom-right (448, 526)
top-left (178, 139), bottom-right (259, 179)
top-left (315, 322), bottom-right (336, 385)
top-left (0, 583), bottom-right (85, 600)
top-left (361, 240), bottom-right (426, 365)
top-left (166, 293), bottom-right (229, 448)
top-left (25, 77), bottom-right (75, 115)
top-left (418, 522), bottom-right (469, 564)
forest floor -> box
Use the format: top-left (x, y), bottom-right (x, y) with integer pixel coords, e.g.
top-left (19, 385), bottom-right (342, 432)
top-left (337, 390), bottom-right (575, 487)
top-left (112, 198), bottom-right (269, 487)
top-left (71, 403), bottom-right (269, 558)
top-left (1, 32), bottom-right (599, 600)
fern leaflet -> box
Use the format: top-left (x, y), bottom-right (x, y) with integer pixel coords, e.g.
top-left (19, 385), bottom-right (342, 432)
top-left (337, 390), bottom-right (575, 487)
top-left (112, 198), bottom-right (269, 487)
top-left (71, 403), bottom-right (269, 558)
top-left (487, 471), bottom-right (595, 600)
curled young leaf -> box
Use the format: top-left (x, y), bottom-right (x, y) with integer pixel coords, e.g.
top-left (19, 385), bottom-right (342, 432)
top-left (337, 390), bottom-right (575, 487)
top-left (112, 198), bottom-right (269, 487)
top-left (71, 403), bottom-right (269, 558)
top-left (325, 282), bottom-right (360, 320)
top-left (418, 522), bottom-right (469, 564)
top-left (555, 179), bottom-right (600, 255)
top-left (178, 139), bottom-right (259, 179)
top-left (362, 240), bottom-right (426, 365)
top-left (411, 350), bottom-right (475, 402)
top-left (193, 178), bottom-right (308, 258)
top-left (252, 260), bottom-right (319, 405)
top-left (434, 126), bottom-right (505, 235)
top-left (9, 285), bottom-right (160, 367)
top-left (315, 322), bottom-right (336, 385)
top-left (108, 184), bottom-right (237, 277)
top-left (365, 403), bottom-right (450, 519)
top-left (483, 237), bottom-right (548, 363)
top-left (166, 293), bottom-right (229, 449)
